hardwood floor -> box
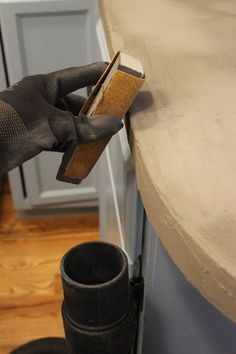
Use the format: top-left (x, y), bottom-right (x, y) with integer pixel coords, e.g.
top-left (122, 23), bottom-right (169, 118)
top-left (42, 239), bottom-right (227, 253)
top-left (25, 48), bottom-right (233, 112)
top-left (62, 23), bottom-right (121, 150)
top-left (0, 177), bottom-right (99, 354)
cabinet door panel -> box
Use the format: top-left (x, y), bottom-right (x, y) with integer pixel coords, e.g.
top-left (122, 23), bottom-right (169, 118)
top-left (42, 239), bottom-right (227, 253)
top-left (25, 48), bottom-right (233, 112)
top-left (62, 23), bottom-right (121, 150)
top-left (96, 18), bottom-right (143, 266)
top-left (0, 0), bottom-right (101, 208)
top-left (0, 38), bottom-right (7, 189)
top-left (23, 152), bottom-right (98, 206)
top-left (108, 129), bottom-right (143, 264)
top-left (0, 38), bottom-right (6, 91)
top-left (99, 148), bottom-right (123, 250)
top-left (18, 11), bottom-right (89, 75)
top-left (140, 221), bottom-right (236, 354)
top-left (99, 135), bottom-right (143, 270)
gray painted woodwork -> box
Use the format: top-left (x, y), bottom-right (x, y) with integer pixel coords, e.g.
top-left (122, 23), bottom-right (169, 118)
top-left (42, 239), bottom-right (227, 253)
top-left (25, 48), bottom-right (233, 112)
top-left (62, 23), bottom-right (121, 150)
top-left (98, 121), bottom-right (145, 278)
top-left (96, 18), bottom-right (144, 271)
top-left (98, 134), bottom-right (144, 273)
top-left (140, 218), bottom-right (236, 354)
top-left (0, 0), bottom-right (101, 210)
top-left (99, 147), bottom-right (123, 249)
top-left (0, 41), bottom-right (6, 191)
top-left (0, 38), bottom-right (6, 91)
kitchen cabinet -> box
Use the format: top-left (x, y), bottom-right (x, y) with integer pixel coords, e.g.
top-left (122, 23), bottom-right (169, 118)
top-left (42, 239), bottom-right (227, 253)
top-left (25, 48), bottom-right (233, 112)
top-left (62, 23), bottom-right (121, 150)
top-left (0, 0), bottom-right (102, 211)
top-left (0, 38), bottom-right (6, 91)
top-left (0, 38), bottom-right (7, 190)
top-left (139, 218), bottom-right (236, 354)
top-left (99, 129), bottom-right (144, 274)
top-left (96, 19), bottom-right (143, 273)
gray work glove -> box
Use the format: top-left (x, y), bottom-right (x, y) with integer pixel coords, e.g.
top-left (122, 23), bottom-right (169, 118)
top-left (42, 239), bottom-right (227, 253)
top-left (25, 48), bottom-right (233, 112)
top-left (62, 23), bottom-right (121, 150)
top-left (0, 63), bottom-right (122, 175)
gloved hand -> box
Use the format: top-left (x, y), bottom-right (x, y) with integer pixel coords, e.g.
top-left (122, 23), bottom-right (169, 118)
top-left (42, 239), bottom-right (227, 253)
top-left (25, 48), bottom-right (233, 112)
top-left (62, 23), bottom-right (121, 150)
top-left (0, 63), bottom-right (123, 175)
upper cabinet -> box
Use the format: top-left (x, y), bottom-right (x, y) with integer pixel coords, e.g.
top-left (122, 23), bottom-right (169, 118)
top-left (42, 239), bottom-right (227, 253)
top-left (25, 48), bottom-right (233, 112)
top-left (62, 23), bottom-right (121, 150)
top-left (0, 0), bottom-right (102, 210)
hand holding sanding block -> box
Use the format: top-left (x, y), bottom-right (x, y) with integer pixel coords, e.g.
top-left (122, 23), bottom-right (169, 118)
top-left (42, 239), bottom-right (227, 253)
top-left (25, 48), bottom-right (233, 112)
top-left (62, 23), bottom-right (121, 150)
top-left (56, 51), bottom-right (145, 184)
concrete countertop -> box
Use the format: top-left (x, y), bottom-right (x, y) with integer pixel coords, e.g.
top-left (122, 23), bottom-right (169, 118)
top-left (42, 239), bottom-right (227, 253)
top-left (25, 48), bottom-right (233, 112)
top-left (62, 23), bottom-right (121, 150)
top-left (100, 0), bottom-right (236, 322)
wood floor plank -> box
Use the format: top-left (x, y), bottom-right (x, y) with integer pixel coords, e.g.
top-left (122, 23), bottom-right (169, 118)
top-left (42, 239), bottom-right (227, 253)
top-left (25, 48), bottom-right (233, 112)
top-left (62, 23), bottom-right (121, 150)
top-left (0, 195), bottom-right (99, 239)
top-left (0, 233), bottom-right (98, 309)
top-left (0, 177), bottom-right (99, 353)
top-left (0, 302), bottom-right (64, 354)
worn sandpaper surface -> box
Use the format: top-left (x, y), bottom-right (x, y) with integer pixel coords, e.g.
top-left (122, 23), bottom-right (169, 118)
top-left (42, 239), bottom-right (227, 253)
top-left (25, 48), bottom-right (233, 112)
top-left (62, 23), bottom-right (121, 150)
top-left (57, 69), bottom-right (144, 183)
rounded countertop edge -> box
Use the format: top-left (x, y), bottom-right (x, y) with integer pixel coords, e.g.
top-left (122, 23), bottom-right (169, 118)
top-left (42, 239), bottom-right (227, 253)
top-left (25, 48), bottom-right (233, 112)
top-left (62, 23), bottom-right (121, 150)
top-left (131, 134), bottom-right (236, 324)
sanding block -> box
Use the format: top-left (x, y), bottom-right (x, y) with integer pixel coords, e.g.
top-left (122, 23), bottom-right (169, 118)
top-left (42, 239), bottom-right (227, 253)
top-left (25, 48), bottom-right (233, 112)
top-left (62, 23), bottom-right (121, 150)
top-left (56, 51), bottom-right (145, 184)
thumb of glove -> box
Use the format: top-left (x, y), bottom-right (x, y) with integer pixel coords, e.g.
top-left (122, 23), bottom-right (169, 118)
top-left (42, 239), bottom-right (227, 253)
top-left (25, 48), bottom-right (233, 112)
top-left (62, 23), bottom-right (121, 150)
top-left (75, 114), bottom-right (123, 144)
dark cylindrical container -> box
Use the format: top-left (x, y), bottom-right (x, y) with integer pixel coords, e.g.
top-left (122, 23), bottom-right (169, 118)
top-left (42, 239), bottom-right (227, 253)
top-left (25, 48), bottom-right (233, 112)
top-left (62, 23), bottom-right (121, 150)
top-left (61, 241), bottom-right (137, 354)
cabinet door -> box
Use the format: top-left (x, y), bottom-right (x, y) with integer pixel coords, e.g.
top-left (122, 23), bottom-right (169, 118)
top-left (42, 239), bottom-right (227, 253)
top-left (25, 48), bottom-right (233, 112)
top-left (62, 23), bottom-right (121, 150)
top-left (99, 147), bottom-right (123, 250)
top-left (0, 0), bottom-right (101, 209)
top-left (98, 130), bottom-right (144, 273)
top-left (0, 36), bottom-right (6, 91)
top-left (0, 35), bottom-right (7, 190)
top-left (139, 219), bottom-right (236, 354)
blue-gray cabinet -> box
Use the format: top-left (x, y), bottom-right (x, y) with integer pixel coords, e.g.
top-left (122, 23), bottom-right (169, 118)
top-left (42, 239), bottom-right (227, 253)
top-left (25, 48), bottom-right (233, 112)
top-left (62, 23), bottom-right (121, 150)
top-left (0, 0), bottom-right (102, 211)
top-left (139, 219), bottom-right (236, 354)
top-left (0, 40), bottom-right (6, 91)
top-left (0, 39), bottom-right (7, 190)
top-left (98, 129), bottom-right (144, 274)
top-left (96, 23), bottom-right (144, 274)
